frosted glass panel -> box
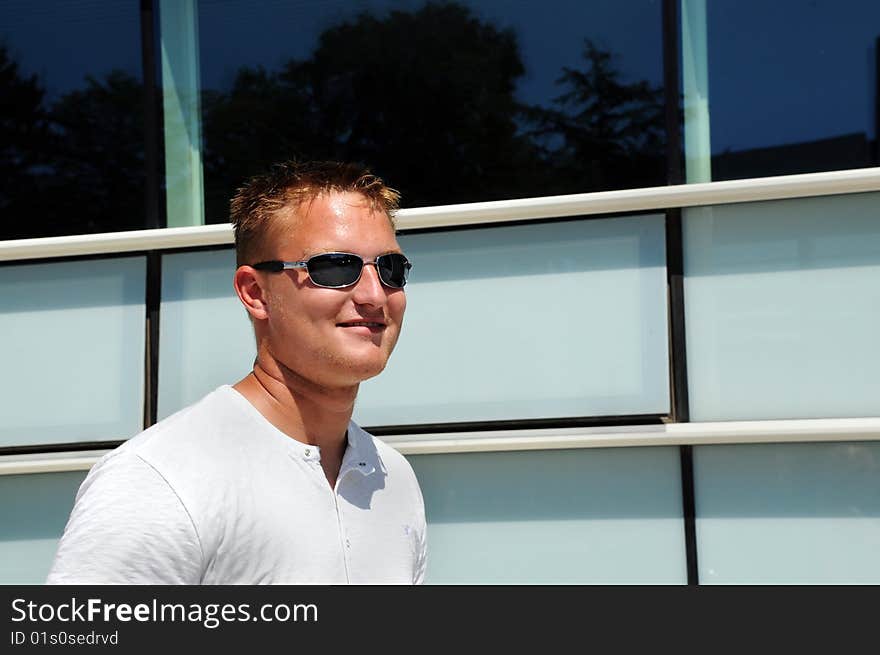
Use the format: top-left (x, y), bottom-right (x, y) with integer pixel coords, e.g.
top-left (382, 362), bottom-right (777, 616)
top-left (407, 447), bottom-right (686, 584)
top-left (684, 192), bottom-right (880, 421)
top-left (356, 215), bottom-right (669, 425)
top-left (158, 249), bottom-right (255, 419)
top-left (0, 471), bottom-right (87, 584)
top-left (0, 257), bottom-right (146, 446)
top-left (694, 442), bottom-right (880, 584)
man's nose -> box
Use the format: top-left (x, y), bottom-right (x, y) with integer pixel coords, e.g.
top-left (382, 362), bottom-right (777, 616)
top-left (352, 262), bottom-right (387, 305)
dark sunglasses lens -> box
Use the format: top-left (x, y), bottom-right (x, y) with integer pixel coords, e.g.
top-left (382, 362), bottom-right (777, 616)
top-left (377, 253), bottom-right (410, 288)
top-left (307, 253), bottom-right (362, 287)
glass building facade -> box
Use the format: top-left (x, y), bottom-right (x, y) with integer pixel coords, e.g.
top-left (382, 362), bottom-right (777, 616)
top-left (1, 0), bottom-right (878, 584)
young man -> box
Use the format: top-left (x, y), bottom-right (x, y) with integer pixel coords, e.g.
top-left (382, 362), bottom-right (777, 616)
top-left (47, 161), bottom-right (427, 584)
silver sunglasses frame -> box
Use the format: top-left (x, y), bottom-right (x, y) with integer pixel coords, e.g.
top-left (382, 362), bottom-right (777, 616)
top-left (252, 251), bottom-right (411, 289)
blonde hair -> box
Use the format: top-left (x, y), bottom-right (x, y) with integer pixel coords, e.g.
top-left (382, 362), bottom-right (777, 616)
top-left (229, 160), bottom-right (401, 267)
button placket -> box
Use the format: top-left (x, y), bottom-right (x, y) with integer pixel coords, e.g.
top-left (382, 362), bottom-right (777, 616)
top-left (288, 445), bottom-right (328, 492)
top-left (301, 446), bottom-right (322, 465)
top-left (332, 486), bottom-right (352, 582)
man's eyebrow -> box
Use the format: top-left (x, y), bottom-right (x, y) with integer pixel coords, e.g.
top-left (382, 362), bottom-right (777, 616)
top-left (281, 248), bottom-right (404, 262)
top-left (297, 246), bottom-right (334, 259)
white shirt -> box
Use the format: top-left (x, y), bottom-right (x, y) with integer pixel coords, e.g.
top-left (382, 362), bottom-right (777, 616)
top-left (46, 386), bottom-right (427, 584)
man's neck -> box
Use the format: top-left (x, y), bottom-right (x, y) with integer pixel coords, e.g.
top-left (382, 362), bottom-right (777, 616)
top-left (232, 361), bottom-right (357, 487)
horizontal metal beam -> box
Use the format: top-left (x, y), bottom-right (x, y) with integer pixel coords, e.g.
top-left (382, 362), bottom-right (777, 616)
top-left (386, 416), bottom-right (880, 454)
top-left (0, 224), bottom-right (232, 262)
top-left (396, 166), bottom-right (880, 230)
top-left (2, 416), bottom-right (878, 474)
top-left (0, 451), bottom-right (112, 476)
top-left (1, 167), bottom-right (878, 262)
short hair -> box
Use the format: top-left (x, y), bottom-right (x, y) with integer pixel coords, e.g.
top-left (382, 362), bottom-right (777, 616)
top-left (229, 160), bottom-right (401, 267)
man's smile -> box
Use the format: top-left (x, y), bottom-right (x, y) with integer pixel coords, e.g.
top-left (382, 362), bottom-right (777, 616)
top-left (336, 319), bottom-right (387, 333)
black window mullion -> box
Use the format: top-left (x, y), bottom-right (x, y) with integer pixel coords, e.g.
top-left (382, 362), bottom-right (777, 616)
top-left (140, 0), bottom-right (164, 429)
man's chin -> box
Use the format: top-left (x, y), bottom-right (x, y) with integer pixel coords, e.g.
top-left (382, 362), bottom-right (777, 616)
top-left (344, 358), bottom-right (389, 383)
top-left (335, 340), bottom-right (395, 375)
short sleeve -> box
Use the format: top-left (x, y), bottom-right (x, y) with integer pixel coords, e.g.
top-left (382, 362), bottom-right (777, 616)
top-left (46, 452), bottom-right (203, 584)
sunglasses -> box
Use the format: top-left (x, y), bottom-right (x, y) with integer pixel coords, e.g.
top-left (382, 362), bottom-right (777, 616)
top-left (253, 252), bottom-right (412, 289)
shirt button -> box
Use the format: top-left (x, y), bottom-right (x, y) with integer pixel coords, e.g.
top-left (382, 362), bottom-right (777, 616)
top-left (304, 448), bottom-right (311, 457)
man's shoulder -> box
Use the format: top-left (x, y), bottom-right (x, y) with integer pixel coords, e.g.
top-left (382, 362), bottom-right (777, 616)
top-left (102, 385), bottom-right (248, 471)
top-left (80, 385), bottom-right (263, 515)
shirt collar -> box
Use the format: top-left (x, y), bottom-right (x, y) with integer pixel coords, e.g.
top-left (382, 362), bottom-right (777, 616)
top-left (339, 421), bottom-right (383, 478)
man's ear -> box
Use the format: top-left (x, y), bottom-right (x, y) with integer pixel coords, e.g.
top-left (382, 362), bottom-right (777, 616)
top-left (234, 266), bottom-right (270, 321)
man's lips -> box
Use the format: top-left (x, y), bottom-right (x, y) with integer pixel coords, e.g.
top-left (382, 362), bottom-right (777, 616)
top-left (336, 320), bottom-right (387, 330)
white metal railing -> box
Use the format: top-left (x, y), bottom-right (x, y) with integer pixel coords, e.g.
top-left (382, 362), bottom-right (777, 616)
top-left (0, 451), bottom-right (112, 476)
top-left (381, 416), bottom-right (880, 454)
top-left (2, 416), bottom-right (879, 474)
top-left (1, 167), bottom-right (878, 262)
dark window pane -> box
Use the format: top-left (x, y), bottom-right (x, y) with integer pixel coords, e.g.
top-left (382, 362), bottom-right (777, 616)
top-left (197, 0), bottom-right (664, 220)
top-left (705, 0), bottom-right (879, 180)
top-left (0, 1), bottom-right (146, 240)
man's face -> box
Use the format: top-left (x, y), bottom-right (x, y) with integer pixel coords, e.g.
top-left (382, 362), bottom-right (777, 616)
top-left (258, 191), bottom-right (407, 389)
